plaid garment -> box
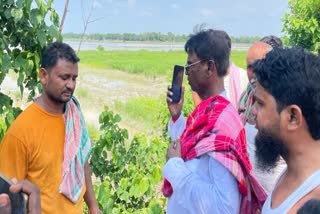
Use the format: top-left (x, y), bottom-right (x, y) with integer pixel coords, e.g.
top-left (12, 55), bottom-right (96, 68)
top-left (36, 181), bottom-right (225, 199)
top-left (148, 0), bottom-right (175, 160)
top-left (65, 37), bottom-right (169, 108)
top-left (162, 95), bottom-right (267, 214)
top-left (60, 97), bottom-right (92, 203)
top-left (237, 80), bottom-right (256, 125)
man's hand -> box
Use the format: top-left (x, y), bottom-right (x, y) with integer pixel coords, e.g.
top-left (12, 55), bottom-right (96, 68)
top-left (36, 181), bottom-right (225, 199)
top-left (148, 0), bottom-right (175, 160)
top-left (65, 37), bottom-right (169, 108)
top-left (166, 140), bottom-right (182, 161)
top-left (10, 180), bottom-right (41, 214)
top-left (166, 86), bottom-right (185, 119)
top-left (0, 194), bottom-right (11, 214)
top-left (84, 161), bottom-right (101, 214)
top-left (0, 180), bottom-right (41, 214)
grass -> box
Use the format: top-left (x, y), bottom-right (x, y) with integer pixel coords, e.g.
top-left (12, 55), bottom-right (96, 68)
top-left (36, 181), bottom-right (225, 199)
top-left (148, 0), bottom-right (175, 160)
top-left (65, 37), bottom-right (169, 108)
top-left (231, 50), bottom-right (247, 69)
top-left (78, 50), bottom-right (186, 77)
top-left (113, 96), bottom-right (164, 135)
top-left (78, 50), bottom-right (247, 77)
top-left (76, 49), bottom-right (247, 137)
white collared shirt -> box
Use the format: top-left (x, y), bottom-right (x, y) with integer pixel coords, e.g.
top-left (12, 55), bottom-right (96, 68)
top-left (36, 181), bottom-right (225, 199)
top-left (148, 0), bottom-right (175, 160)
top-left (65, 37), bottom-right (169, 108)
top-left (164, 91), bottom-right (241, 213)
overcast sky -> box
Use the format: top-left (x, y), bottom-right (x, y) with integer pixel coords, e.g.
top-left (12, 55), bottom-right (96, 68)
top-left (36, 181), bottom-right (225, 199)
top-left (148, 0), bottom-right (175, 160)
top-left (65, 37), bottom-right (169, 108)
top-left (53, 0), bottom-right (289, 37)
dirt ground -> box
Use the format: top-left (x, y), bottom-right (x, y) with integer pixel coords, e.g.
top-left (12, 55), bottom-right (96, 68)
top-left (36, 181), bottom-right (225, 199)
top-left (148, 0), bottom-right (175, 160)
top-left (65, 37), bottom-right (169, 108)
top-left (75, 66), bottom-right (168, 133)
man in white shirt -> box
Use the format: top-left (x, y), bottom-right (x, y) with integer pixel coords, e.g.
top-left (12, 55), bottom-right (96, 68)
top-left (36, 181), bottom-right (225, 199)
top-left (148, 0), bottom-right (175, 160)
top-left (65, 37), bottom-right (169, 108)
top-left (238, 41), bottom-right (287, 193)
top-left (251, 47), bottom-right (320, 213)
top-left (162, 29), bottom-right (266, 214)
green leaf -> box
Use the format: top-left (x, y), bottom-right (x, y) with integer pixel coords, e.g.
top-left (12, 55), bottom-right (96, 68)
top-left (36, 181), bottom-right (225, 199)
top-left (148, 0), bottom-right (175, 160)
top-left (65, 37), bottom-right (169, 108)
top-left (25, 0), bottom-right (32, 11)
top-left (34, 53), bottom-right (40, 68)
top-left (114, 114), bottom-right (121, 123)
top-left (2, 53), bottom-right (11, 73)
top-left (151, 166), bottom-right (162, 182)
top-left (4, 8), bottom-right (12, 19)
top-left (17, 71), bottom-right (24, 87)
top-left (119, 191), bottom-right (129, 201)
top-left (50, 9), bottom-right (60, 27)
top-left (35, 0), bottom-right (42, 7)
top-left (26, 60), bottom-right (34, 75)
top-left (6, 111), bottom-right (15, 125)
top-left (12, 8), bottom-right (23, 23)
top-left (16, 0), bottom-right (24, 8)
top-left (47, 0), bottom-right (54, 8)
top-left (47, 25), bottom-right (58, 38)
top-left (15, 54), bottom-right (26, 69)
top-left (139, 177), bottom-right (149, 195)
top-left (0, 93), bottom-right (13, 112)
top-left (30, 9), bottom-right (42, 27)
top-left (6, 0), bottom-right (14, 5)
top-left (36, 29), bottom-right (46, 48)
top-left (19, 85), bottom-right (24, 96)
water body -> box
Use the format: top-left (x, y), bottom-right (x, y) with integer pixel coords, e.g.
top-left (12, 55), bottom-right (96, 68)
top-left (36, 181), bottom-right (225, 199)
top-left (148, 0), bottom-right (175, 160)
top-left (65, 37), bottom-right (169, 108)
top-left (66, 41), bottom-right (250, 51)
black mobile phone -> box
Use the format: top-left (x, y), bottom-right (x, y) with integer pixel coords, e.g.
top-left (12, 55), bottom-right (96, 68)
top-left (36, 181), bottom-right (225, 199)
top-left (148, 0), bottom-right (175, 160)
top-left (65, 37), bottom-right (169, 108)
top-left (171, 65), bottom-right (184, 103)
top-left (0, 173), bottom-right (28, 214)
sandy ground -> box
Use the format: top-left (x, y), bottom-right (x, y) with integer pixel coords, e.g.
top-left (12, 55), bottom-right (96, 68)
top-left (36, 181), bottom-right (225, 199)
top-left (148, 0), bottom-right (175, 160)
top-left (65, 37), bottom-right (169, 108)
top-left (76, 67), bottom-right (168, 133)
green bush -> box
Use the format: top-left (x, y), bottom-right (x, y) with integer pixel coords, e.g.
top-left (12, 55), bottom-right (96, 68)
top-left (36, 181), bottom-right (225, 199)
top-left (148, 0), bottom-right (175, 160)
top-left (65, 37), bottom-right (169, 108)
top-left (90, 107), bottom-right (167, 213)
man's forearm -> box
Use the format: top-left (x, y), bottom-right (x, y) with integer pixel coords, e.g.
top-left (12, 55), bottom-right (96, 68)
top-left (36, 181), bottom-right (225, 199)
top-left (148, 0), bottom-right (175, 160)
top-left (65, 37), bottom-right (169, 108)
top-left (84, 161), bottom-right (99, 210)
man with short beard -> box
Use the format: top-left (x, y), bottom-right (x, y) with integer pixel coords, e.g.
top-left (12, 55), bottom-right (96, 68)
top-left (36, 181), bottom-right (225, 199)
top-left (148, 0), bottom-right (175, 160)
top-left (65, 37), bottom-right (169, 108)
top-left (251, 47), bottom-right (320, 213)
top-left (0, 42), bottom-right (100, 214)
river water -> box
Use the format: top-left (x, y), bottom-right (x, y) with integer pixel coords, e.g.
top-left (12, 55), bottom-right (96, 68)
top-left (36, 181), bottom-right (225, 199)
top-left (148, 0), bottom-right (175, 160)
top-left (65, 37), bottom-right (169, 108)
top-left (66, 41), bottom-right (250, 51)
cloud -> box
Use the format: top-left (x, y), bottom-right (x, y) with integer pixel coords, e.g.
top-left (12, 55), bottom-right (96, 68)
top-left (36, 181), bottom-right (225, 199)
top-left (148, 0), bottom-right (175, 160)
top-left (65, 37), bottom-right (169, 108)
top-left (199, 8), bottom-right (214, 17)
top-left (139, 9), bottom-right (153, 17)
top-left (93, 0), bottom-right (104, 9)
top-left (128, 0), bottom-right (136, 9)
top-left (113, 8), bottom-right (119, 15)
top-left (171, 3), bottom-right (179, 9)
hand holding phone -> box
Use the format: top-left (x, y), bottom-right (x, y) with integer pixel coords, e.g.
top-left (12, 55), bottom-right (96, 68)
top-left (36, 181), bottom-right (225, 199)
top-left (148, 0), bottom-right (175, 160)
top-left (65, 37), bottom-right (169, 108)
top-left (171, 65), bottom-right (184, 103)
top-left (0, 173), bottom-right (28, 214)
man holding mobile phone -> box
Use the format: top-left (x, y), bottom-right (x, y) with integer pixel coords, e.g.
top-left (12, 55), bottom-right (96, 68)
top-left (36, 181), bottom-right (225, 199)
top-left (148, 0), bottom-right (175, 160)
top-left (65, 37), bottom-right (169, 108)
top-left (0, 180), bottom-right (41, 214)
top-left (162, 29), bottom-right (266, 213)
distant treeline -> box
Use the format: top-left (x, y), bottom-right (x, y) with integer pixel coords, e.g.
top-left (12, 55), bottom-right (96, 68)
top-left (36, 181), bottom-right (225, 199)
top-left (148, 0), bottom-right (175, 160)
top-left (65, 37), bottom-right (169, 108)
top-left (63, 32), bottom-right (261, 44)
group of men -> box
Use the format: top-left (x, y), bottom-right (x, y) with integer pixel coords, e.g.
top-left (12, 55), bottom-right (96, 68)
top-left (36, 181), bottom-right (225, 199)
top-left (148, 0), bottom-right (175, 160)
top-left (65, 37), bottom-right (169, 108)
top-left (163, 29), bottom-right (320, 213)
top-left (1, 28), bottom-right (320, 214)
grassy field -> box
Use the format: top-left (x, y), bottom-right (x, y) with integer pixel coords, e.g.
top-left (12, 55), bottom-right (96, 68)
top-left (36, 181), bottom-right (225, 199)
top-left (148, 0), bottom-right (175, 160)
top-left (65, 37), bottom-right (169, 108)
top-left (78, 50), bottom-right (186, 77)
top-left (78, 50), bottom-right (247, 77)
top-left (76, 50), bottom-right (247, 137)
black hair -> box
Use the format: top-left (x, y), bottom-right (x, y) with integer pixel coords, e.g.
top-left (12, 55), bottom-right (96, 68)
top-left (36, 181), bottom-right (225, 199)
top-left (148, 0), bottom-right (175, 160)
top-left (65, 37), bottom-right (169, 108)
top-left (297, 198), bottom-right (320, 214)
top-left (185, 29), bottom-right (230, 77)
top-left (260, 35), bottom-right (283, 48)
top-left (253, 47), bottom-right (320, 139)
top-left (40, 41), bottom-right (79, 70)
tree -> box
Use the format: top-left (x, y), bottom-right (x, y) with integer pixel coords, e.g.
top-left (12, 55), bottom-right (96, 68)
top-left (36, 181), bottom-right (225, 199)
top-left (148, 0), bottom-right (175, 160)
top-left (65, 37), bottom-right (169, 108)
top-left (282, 0), bottom-right (320, 52)
top-left (0, 0), bottom-right (61, 140)
top-left (77, 0), bottom-right (104, 52)
top-left (59, 0), bottom-right (70, 32)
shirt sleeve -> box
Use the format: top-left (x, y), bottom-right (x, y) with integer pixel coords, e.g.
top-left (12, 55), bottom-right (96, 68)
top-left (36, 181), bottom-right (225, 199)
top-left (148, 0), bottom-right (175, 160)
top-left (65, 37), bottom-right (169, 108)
top-left (162, 156), bottom-right (241, 214)
top-left (0, 132), bottom-right (28, 180)
top-left (167, 114), bottom-right (186, 141)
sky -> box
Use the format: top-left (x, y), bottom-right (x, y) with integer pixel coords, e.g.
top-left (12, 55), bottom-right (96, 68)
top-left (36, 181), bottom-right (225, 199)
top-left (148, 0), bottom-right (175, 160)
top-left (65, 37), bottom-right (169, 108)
top-left (53, 0), bottom-right (289, 37)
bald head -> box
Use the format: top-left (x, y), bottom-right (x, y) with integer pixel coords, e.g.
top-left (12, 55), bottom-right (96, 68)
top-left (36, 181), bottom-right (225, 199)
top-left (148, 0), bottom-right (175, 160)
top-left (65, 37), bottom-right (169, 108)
top-left (246, 41), bottom-right (272, 81)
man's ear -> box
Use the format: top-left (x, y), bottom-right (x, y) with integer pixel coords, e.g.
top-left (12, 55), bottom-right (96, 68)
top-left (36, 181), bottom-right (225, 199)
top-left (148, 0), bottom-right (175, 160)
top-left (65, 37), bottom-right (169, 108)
top-left (283, 105), bottom-right (303, 131)
top-left (39, 68), bottom-right (48, 85)
top-left (207, 60), bottom-right (216, 76)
